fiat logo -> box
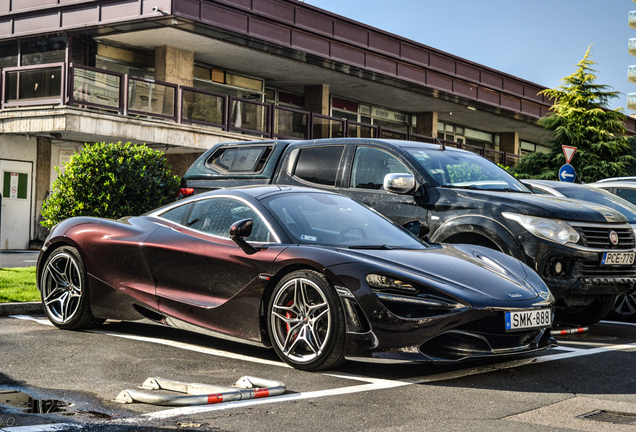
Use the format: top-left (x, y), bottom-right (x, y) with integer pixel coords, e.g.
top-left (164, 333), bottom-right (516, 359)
top-left (609, 230), bottom-right (619, 246)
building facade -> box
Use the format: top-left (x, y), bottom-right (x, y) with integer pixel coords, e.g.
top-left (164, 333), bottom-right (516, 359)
top-left (1, 0), bottom-right (634, 249)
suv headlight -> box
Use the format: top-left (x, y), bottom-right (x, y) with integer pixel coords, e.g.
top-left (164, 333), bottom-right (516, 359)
top-left (503, 212), bottom-right (580, 245)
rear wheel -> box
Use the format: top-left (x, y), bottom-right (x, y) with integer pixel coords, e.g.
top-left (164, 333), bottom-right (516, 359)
top-left (40, 246), bottom-right (103, 330)
top-left (267, 270), bottom-right (345, 371)
top-left (556, 295), bottom-right (615, 326)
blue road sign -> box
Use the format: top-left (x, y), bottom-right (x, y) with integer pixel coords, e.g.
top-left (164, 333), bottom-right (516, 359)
top-left (559, 164), bottom-right (576, 182)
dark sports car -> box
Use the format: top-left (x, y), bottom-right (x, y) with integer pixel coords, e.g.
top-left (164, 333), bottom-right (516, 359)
top-left (38, 186), bottom-right (556, 371)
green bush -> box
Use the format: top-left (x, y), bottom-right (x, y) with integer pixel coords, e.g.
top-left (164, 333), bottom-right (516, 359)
top-left (41, 142), bottom-right (180, 228)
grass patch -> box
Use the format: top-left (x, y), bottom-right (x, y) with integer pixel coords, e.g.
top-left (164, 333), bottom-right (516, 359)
top-left (0, 266), bottom-right (39, 303)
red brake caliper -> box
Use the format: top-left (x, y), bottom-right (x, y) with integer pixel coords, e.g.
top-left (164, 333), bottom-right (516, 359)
top-left (285, 300), bottom-right (297, 342)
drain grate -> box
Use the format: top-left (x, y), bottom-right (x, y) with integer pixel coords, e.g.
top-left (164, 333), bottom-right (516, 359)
top-left (578, 409), bottom-right (636, 425)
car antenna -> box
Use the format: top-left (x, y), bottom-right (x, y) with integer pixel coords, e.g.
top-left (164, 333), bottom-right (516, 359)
top-left (432, 132), bottom-right (445, 151)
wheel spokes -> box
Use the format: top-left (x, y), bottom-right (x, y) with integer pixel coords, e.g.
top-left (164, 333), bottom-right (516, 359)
top-left (42, 253), bottom-right (82, 323)
top-left (271, 277), bottom-right (332, 363)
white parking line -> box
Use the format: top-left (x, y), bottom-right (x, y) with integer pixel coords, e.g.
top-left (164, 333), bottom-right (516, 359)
top-left (11, 314), bottom-right (636, 421)
top-left (3, 424), bottom-right (81, 431)
top-left (600, 320), bottom-right (636, 327)
top-left (142, 375), bottom-right (410, 420)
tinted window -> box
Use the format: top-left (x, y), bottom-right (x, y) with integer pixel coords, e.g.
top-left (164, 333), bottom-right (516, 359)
top-left (207, 146), bottom-right (272, 173)
top-left (186, 198), bottom-right (271, 242)
top-left (262, 192), bottom-right (425, 248)
top-left (351, 147), bottom-right (410, 190)
top-left (294, 146), bottom-right (344, 186)
top-left (617, 188), bottom-right (636, 205)
top-left (159, 203), bottom-right (190, 224)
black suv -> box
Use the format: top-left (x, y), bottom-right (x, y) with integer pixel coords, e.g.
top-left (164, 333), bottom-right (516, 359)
top-left (182, 138), bottom-right (636, 324)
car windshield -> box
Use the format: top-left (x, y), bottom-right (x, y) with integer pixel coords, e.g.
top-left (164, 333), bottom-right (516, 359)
top-left (261, 192), bottom-right (427, 249)
top-left (557, 186), bottom-right (636, 223)
top-left (406, 147), bottom-right (530, 192)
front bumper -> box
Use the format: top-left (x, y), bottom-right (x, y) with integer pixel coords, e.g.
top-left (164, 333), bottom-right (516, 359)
top-left (521, 236), bottom-right (636, 300)
top-left (339, 302), bottom-right (556, 363)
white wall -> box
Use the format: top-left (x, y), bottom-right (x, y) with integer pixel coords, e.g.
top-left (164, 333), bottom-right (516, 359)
top-left (0, 135), bottom-right (37, 249)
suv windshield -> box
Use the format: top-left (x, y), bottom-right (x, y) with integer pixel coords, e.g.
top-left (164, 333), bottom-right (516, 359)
top-left (406, 148), bottom-right (530, 192)
top-left (261, 192), bottom-right (427, 249)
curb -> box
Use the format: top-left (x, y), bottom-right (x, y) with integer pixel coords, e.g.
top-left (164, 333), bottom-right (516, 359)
top-left (0, 301), bottom-right (43, 317)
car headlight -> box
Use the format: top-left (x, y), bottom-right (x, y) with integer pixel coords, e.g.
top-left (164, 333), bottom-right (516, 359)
top-left (366, 274), bottom-right (417, 293)
top-left (366, 274), bottom-right (468, 318)
top-left (502, 212), bottom-right (580, 245)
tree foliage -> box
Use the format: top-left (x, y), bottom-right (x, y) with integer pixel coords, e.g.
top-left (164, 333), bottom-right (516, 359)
top-left (512, 46), bottom-right (633, 183)
top-left (41, 142), bottom-right (180, 228)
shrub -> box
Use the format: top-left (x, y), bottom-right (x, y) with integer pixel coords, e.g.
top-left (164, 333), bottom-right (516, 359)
top-left (41, 142), bottom-right (180, 228)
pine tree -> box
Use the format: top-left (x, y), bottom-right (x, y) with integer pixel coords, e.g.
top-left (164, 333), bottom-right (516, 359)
top-left (513, 46), bottom-right (633, 183)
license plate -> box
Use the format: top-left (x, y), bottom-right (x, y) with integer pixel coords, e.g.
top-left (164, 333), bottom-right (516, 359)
top-left (601, 251), bottom-right (635, 266)
top-left (505, 308), bottom-right (552, 331)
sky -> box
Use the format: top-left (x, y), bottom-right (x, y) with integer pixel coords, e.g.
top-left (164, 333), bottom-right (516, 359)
top-left (307, 0), bottom-right (635, 111)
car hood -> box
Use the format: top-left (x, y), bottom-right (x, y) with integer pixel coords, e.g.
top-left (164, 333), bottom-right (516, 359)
top-left (335, 244), bottom-right (550, 302)
top-left (452, 189), bottom-right (627, 223)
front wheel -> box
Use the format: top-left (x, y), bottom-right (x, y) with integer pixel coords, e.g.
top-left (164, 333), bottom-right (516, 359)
top-left (40, 246), bottom-right (103, 330)
top-left (267, 270), bottom-right (345, 371)
top-left (556, 295), bottom-right (615, 326)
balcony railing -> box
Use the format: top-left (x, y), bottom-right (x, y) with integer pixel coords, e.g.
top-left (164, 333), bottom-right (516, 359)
top-left (0, 62), bottom-right (522, 166)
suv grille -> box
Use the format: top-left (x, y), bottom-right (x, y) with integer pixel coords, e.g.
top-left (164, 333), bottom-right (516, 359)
top-left (575, 227), bottom-right (635, 249)
top-left (573, 261), bottom-right (636, 277)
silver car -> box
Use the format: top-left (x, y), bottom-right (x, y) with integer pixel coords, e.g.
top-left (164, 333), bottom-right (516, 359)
top-left (524, 180), bottom-right (636, 321)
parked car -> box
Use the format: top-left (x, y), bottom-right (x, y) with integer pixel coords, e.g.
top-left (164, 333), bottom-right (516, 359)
top-left (596, 176), bottom-right (636, 183)
top-left (180, 138), bottom-right (636, 325)
top-left (591, 180), bottom-right (636, 207)
top-left (37, 186), bottom-right (556, 370)
top-left (523, 179), bottom-right (636, 322)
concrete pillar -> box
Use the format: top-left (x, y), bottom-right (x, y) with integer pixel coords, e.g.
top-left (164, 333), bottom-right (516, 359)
top-left (304, 85), bottom-right (330, 138)
top-left (415, 112), bottom-right (438, 137)
top-left (155, 46), bottom-right (195, 116)
top-left (35, 137), bottom-right (51, 243)
top-left (304, 84), bottom-right (330, 115)
top-left (500, 132), bottom-right (520, 155)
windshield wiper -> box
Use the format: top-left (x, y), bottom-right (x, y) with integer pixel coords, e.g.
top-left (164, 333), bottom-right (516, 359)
top-left (348, 244), bottom-right (394, 250)
top-left (440, 184), bottom-right (480, 190)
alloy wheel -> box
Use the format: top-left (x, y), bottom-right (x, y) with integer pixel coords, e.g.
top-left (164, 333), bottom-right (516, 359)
top-left (41, 251), bottom-right (84, 324)
top-left (270, 277), bottom-right (332, 364)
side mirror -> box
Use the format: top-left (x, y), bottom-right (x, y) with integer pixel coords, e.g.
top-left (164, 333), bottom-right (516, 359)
top-left (384, 173), bottom-right (415, 194)
top-left (229, 219), bottom-right (258, 255)
top-left (402, 220), bottom-right (430, 238)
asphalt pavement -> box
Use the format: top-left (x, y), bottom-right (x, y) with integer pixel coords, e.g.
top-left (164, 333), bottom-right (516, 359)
top-left (2, 315), bottom-right (636, 431)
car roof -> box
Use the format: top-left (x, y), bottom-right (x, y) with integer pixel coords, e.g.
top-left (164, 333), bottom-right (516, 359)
top-left (596, 176), bottom-right (636, 183)
top-left (191, 185), bottom-right (339, 200)
top-left (523, 180), bottom-right (594, 190)
top-left (590, 181), bottom-right (636, 189)
top-left (210, 137), bottom-right (467, 153)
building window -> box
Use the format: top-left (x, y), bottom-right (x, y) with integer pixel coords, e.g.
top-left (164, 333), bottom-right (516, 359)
top-left (437, 122), bottom-right (466, 144)
top-left (21, 37), bottom-right (66, 66)
top-left (331, 96), bottom-right (409, 136)
top-left (520, 141), bottom-right (550, 155)
top-left (95, 44), bottom-right (155, 79)
top-left (0, 42), bottom-right (18, 69)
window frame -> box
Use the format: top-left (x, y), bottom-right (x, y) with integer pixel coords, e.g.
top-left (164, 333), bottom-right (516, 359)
top-left (153, 195), bottom-right (281, 244)
top-left (349, 146), bottom-right (413, 191)
top-left (205, 144), bottom-right (275, 174)
top-left (291, 145), bottom-right (346, 188)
